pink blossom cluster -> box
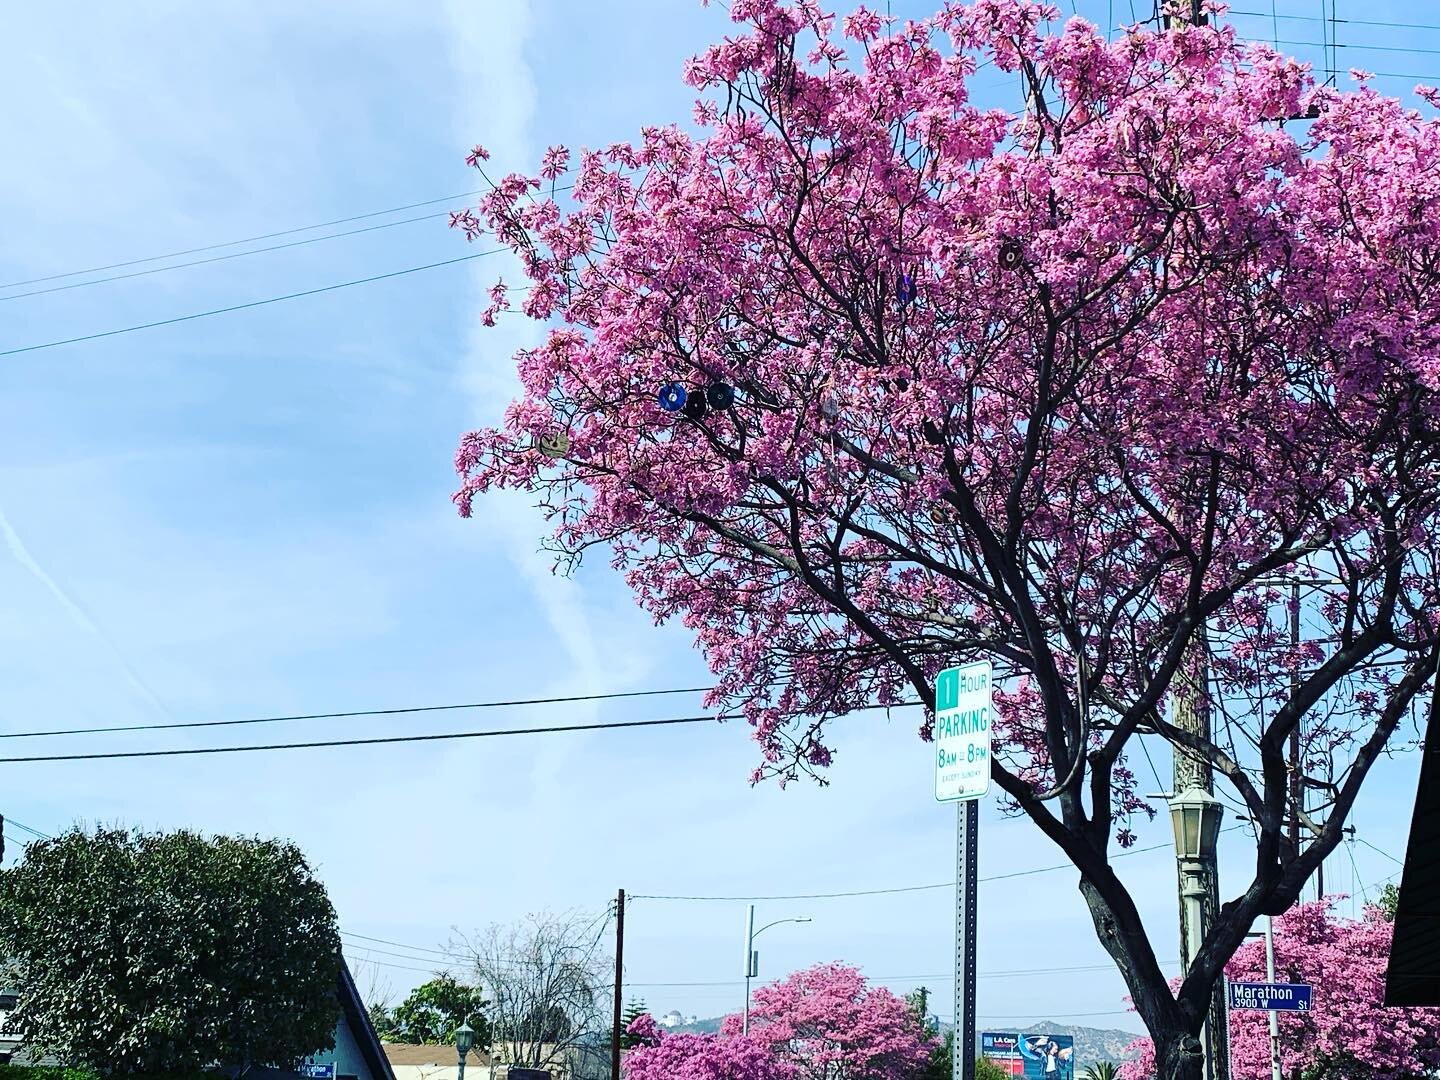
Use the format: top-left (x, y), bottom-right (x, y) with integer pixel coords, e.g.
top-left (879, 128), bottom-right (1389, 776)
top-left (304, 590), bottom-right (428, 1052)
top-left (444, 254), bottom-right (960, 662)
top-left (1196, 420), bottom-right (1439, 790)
top-left (1118, 903), bottom-right (1440, 1080)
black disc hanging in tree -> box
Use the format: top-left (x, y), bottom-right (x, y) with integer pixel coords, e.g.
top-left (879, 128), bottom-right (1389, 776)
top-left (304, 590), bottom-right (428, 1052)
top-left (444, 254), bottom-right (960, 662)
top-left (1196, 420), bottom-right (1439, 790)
top-left (999, 239), bottom-right (1024, 271)
top-left (706, 382), bottom-right (735, 410)
top-left (682, 392), bottom-right (709, 420)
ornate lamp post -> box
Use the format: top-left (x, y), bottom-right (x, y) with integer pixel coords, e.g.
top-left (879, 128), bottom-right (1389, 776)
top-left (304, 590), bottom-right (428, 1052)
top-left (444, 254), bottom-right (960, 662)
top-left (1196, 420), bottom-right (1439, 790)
top-left (1170, 787), bottom-right (1228, 1080)
top-left (455, 1021), bottom-right (476, 1080)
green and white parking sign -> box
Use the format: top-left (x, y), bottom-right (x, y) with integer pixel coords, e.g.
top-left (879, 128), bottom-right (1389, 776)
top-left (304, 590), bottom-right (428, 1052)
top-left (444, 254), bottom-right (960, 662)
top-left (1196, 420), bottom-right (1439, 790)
top-left (934, 660), bottom-right (993, 802)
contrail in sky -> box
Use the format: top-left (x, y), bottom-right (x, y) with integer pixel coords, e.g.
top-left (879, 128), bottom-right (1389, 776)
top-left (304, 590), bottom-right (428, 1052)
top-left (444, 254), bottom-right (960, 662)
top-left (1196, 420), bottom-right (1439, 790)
top-left (0, 503), bottom-right (174, 721)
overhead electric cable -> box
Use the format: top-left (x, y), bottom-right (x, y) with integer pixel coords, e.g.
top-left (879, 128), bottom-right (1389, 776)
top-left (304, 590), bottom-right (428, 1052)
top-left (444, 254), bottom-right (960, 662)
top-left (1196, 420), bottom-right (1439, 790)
top-left (1353, 836), bottom-right (1405, 865)
top-left (0, 684), bottom-right (716, 740)
top-left (5, 818), bottom-right (52, 839)
top-left (632, 825), bottom-right (1248, 902)
top-left (0, 249), bottom-right (505, 358)
top-left (0, 212), bottom-right (447, 303)
top-left (0, 714), bottom-right (718, 764)
top-left (1228, 9), bottom-right (1440, 32)
top-left (0, 190), bottom-right (486, 290)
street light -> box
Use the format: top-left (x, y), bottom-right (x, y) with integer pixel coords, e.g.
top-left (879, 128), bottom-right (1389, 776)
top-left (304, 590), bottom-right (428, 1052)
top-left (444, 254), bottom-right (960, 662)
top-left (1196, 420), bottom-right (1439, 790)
top-left (1170, 787), bottom-right (1224, 861)
top-left (455, 1022), bottom-right (476, 1080)
top-left (742, 907), bottom-right (812, 1035)
top-left (1170, 787), bottom-right (1225, 1080)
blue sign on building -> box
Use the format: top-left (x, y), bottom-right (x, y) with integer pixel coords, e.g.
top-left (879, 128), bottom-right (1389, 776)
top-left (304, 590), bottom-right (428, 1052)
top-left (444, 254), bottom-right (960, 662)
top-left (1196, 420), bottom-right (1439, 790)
top-left (298, 1065), bottom-right (337, 1080)
top-left (1228, 982), bottom-right (1313, 1012)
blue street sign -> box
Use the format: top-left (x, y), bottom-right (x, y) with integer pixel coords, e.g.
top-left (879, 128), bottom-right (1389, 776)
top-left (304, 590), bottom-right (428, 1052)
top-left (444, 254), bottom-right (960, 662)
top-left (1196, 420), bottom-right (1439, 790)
top-left (298, 1065), bottom-right (336, 1080)
top-left (1228, 981), bottom-right (1313, 1012)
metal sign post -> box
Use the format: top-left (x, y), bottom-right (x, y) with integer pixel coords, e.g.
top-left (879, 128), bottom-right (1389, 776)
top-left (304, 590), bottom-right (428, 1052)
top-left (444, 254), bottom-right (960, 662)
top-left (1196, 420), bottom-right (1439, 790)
top-left (954, 800), bottom-right (979, 1080)
top-left (935, 660), bottom-right (993, 1080)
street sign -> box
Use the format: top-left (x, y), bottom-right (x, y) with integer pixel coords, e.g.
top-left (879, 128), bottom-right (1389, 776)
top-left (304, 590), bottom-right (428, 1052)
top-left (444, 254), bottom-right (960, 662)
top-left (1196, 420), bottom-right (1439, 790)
top-left (1228, 982), bottom-right (1313, 1012)
top-left (298, 1065), bottom-right (336, 1080)
top-left (934, 660), bottom-right (993, 802)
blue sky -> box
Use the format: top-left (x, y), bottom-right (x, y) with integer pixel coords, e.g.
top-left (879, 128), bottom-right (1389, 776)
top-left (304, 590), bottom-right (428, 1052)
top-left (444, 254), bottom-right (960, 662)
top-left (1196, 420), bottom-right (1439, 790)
top-left (0, 0), bottom-right (1433, 1034)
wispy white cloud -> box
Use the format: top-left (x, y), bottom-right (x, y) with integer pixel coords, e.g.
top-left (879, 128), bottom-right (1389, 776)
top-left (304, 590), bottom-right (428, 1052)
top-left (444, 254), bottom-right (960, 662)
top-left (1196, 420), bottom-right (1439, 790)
top-left (0, 501), bottom-right (172, 720)
top-left (440, 0), bottom-right (622, 725)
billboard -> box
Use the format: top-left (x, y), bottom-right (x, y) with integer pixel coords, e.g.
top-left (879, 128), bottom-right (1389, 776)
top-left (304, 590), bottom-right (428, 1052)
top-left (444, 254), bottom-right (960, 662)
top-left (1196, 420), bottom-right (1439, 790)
top-left (981, 1032), bottom-right (1076, 1080)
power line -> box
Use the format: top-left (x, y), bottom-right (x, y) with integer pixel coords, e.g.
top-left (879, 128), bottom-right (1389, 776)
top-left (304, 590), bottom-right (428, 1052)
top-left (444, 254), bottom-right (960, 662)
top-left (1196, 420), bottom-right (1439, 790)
top-left (345, 942), bottom-right (460, 968)
top-left (0, 685), bottom-right (717, 740)
top-left (0, 698), bottom-right (923, 763)
top-left (0, 714), bottom-right (718, 764)
top-left (0, 248), bottom-right (505, 358)
top-left (5, 817), bottom-right (52, 840)
top-left (343, 932), bottom-right (453, 958)
top-left (631, 832), bottom-right (1217, 902)
top-left (0, 190), bottom-right (485, 291)
top-left (1228, 9), bottom-right (1440, 33)
top-left (625, 962), bottom-right (1176, 989)
top-left (1353, 836), bottom-right (1404, 865)
top-left (1274, 38), bottom-right (1440, 57)
top-left (0, 212), bottom-right (448, 303)
top-left (344, 951), bottom-right (444, 977)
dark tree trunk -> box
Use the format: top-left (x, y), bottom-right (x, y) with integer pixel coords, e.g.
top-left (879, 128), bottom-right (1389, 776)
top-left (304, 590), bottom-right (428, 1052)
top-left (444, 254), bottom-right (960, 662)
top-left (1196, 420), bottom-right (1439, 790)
top-left (1154, 1030), bottom-right (1206, 1080)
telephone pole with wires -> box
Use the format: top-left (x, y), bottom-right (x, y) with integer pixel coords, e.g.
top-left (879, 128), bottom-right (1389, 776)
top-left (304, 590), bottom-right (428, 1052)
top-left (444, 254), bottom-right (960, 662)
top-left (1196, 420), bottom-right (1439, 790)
top-left (611, 889), bottom-right (625, 1080)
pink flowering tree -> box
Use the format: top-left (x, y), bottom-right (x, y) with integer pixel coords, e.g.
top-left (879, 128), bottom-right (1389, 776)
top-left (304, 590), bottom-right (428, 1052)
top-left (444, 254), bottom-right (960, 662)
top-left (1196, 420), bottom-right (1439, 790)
top-left (721, 963), bottom-right (936, 1079)
top-left (623, 1014), bottom-right (796, 1080)
top-left (452, 1), bottom-right (1440, 1077)
top-left (1118, 902), bottom-right (1440, 1080)
top-left (623, 965), bottom-right (934, 1080)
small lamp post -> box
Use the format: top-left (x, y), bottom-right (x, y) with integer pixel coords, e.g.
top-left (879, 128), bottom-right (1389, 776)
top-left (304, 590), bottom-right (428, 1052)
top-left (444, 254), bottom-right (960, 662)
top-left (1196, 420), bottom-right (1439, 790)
top-left (1170, 787), bottom-right (1226, 1080)
top-left (455, 1022), bottom-right (476, 1080)
top-left (742, 910), bottom-right (812, 1035)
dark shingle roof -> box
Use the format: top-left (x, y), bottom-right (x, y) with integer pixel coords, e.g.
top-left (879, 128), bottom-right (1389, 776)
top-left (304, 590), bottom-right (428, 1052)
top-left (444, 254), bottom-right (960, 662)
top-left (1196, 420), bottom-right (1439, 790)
top-left (1385, 704), bottom-right (1440, 1006)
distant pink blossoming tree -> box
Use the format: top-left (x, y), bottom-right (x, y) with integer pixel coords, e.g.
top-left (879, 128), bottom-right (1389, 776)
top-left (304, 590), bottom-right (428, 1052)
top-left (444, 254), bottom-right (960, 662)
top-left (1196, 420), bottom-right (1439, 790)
top-left (452, 1), bottom-right (1440, 1078)
top-left (1118, 902), bottom-right (1440, 1080)
top-left (722, 963), bottom-right (936, 1079)
top-left (623, 1013), bottom-right (795, 1080)
top-left (623, 964), bottom-right (934, 1080)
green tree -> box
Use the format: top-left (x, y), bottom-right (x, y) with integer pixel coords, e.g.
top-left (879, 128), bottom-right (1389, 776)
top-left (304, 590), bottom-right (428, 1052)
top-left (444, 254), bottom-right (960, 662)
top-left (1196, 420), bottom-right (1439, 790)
top-left (919, 1030), bottom-right (953, 1080)
top-left (0, 827), bottom-right (342, 1078)
top-left (1082, 1063), bottom-right (1120, 1080)
top-left (616, 999), bottom-right (649, 1050)
top-left (1378, 883), bottom-right (1400, 922)
top-left (977, 1058), bottom-right (1011, 1080)
top-left (379, 974), bottom-right (490, 1047)
top-left (368, 1002), bottom-right (394, 1039)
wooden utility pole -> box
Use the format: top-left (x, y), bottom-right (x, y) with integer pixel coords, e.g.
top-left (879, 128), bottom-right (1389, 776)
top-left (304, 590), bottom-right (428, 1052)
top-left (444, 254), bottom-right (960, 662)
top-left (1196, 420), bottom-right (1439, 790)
top-left (611, 889), bottom-right (625, 1080)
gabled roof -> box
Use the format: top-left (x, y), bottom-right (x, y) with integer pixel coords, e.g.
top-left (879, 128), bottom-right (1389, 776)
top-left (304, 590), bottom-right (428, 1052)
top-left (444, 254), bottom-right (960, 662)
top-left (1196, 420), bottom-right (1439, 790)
top-left (339, 960), bottom-right (397, 1080)
top-left (1385, 700), bottom-right (1440, 1006)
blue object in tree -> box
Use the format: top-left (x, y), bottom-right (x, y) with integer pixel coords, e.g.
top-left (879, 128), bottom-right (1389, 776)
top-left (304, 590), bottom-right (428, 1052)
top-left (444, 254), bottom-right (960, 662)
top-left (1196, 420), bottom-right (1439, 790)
top-left (657, 383), bottom-right (688, 412)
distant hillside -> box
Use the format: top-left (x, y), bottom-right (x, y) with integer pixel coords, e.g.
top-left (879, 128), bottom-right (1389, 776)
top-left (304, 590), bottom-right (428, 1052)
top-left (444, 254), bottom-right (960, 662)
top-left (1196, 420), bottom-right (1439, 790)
top-left (668, 1016), bottom-right (1141, 1064)
top-left (671, 1016), bottom-right (724, 1034)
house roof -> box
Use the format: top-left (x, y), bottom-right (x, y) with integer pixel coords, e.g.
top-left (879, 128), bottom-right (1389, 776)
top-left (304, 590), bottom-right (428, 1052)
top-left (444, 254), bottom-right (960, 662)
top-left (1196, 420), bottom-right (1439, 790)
top-left (1385, 702), bottom-right (1440, 1006)
top-left (340, 960), bottom-right (398, 1080)
top-left (382, 1044), bottom-right (494, 1067)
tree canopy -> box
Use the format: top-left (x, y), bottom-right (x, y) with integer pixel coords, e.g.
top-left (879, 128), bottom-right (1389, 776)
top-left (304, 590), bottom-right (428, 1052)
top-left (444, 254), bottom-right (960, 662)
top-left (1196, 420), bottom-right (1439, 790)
top-left (455, 1), bottom-right (1440, 1077)
top-left (625, 963), bottom-right (935, 1080)
top-left (0, 827), bottom-right (341, 1078)
top-left (376, 974), bottom-right (491, 1047)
